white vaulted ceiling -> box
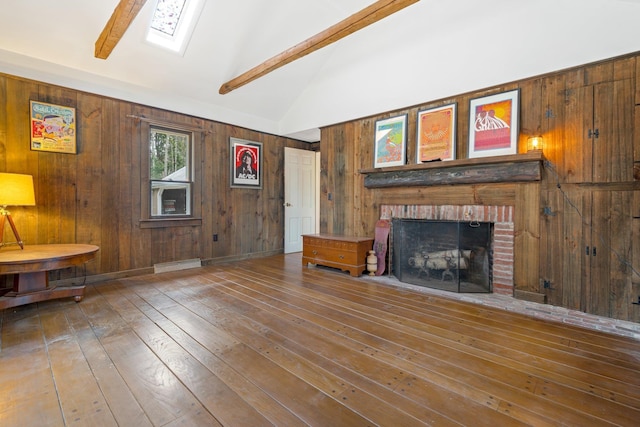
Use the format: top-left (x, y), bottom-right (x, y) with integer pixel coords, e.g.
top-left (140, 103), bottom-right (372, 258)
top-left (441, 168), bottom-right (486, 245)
top-left (1, 0), bottom-right (640, 142)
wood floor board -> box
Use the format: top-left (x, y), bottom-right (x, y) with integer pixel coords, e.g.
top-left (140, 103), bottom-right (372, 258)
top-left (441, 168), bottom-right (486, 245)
top-left (202, 267), bottom-right (624, 426)
top-left (2, 253), bottom-right (640, 426)
top-left (153, 312), bottom-right (307, 427)
top-left (212, 310), bottom-right (462, 426)
top-left (0, 310), bottom-right (66, 426)
top-left (105, 281), bottom-right (288, 427)
top-left (40, 309), bottom-right (118, 426)
top-left (264, 258), bottom-right (640, 362)
top-left (331, 277), bottom-right (640, 367)
top-left (239, 261), bottom-right (640, 404)
top-left (104, 274), bottom-right (336, 425)
top-left (164, 278), bottom-right (454, 426)
top-left (342, 273), bottom-right (638, 357)
top-left (84, 285), bottom-right (221, 426)
top-left (91, 282), bottom-right (228, 426)
top-left (200, 260), bottom-right (640, 424)
top-left (128, 279), bottom-right (308, 426)
top-left (119, 313), bottom-right (263, 426)
top-left (63, 303), bottom-right (154, 427)
top-left (129, 276), bottom-right (377, 426)
top-left (194, 271), bottom-right (542, 426)
top-left (147, 269), bottom-right (458, 426)
top-left (310, 277), bottom-right (640, 409)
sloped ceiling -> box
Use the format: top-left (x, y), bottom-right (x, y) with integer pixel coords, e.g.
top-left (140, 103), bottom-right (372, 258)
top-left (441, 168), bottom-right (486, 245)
top-left (1, 0), bottom-right (640, 142)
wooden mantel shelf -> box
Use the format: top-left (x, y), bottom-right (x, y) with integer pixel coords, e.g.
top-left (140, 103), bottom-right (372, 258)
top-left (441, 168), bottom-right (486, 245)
top-left (360, 151), bottom-right (544, 188)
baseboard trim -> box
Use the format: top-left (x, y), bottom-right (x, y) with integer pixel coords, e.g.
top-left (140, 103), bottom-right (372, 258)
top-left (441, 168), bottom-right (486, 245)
top-left (49, 250), bottom-right (285, 287)
top-left (514, 289), bottom-right (547, 304)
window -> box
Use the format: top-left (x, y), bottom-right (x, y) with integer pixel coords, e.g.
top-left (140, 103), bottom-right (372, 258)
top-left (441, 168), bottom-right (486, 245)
top-left (146, 0), bottom-right (206, 55)
top-left (149, 126), bottom-right (192, 217)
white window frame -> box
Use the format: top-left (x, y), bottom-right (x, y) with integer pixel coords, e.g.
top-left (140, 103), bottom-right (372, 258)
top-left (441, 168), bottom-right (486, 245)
top-left (149, 126), bottom-right (193, 218)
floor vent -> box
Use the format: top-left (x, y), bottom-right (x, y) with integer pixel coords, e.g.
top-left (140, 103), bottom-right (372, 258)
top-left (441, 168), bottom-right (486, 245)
top-left (154, 258), bottom-right (202, 274)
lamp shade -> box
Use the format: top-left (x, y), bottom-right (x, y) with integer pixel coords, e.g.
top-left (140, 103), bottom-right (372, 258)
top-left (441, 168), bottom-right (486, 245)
top-left (0, 173), bottom-right (36, 206)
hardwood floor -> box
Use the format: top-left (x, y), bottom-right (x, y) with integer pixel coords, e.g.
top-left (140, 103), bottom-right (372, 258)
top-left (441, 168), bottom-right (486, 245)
top-left (1, 253), bottom-right (640, 426)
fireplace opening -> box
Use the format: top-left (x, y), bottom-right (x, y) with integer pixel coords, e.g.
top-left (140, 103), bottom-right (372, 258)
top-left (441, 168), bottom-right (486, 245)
top-left (391, 219), bottom-right (493, 293)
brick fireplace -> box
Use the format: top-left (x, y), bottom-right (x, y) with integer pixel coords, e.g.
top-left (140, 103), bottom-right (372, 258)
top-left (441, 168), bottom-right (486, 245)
top-left (380, 204), bottom-right (514, 295)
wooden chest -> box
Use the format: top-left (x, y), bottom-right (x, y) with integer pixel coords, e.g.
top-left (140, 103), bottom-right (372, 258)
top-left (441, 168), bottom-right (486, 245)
top-left (302, 234), bottom-right (374, 277)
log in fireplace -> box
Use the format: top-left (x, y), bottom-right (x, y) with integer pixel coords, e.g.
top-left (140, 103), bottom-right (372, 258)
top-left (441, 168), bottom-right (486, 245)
top-left (391, 219), bottom-right (493, 293)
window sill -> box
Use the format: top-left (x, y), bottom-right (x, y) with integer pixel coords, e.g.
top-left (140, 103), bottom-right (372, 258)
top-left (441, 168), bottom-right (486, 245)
top-left (139, 217), bottom-right (203, 229)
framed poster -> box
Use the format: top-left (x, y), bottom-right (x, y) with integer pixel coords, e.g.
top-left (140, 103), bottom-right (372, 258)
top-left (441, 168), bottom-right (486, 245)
top-left (416, 103), bottom-right (456, 162)
top-left (374, 114), bottom-right (407, 168)
top-left (468, 89), bottom-right (519, 158)
top-left (30, 101), bottom-right (77, 154)
top-left (230, 137), bottom-right (262, 189)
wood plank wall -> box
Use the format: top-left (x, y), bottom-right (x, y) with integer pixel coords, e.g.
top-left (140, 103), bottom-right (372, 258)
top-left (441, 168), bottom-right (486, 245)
top-left (0, 73), bottom-right (311, 282)
top-left (320, 52), bottom-right (640, 323)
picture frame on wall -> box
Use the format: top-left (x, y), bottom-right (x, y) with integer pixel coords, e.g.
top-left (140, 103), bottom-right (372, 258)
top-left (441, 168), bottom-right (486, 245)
top-left (468, 89), bottom-right (519, 158)
top-left (416, 103), bottom-right (456, 162)
top-left (30, 100), bottom-right (77, 154)
top-left (230, 137), bottom-right (262, 189)
top-left (373, 114), bottom-right (407, 168)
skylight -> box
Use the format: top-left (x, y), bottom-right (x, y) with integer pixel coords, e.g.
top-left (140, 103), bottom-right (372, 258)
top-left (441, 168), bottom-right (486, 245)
top-left (146, 0), bottom-right (205, 55)
top-left (151, 0), bottom-right (186, 36)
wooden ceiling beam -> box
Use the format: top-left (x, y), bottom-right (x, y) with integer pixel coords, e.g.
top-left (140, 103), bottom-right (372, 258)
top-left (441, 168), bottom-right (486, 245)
top-left (219, 0), bottom-right (420, 95)
top-left (95, 0), bottom-right (149, 60)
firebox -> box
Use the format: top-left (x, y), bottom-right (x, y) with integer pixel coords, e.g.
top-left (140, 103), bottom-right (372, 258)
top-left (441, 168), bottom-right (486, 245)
top-left (391, 219), bottom-right (493, 293)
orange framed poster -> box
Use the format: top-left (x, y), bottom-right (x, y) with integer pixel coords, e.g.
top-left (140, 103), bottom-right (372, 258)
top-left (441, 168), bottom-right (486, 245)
top-left (30, 101), bottom-right (77, 154)
top-left (468, 89), bottom-right (519, 158)
top-left (416, 103), bottom-right (456, 162)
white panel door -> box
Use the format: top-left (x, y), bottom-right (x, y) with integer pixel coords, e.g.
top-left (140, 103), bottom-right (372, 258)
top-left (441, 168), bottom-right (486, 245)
top-left (284, 147), bottom-right (316, 253)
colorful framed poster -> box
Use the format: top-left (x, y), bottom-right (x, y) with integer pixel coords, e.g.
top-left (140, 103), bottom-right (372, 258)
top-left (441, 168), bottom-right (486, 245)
top-left (374, 114), bottom-right (407, 168)
top-left (468, 89), bottom-right (519, 158)
top-left (416, 103), bottom-right (456, 162)
top-left (30, 100), bottom-right (77, 154)
top-left (230, 137), bottom-right (262, 189)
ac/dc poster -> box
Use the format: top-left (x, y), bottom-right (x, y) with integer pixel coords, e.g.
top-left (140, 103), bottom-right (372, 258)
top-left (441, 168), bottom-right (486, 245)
top-left (231, 138), bottom-right (262, 188)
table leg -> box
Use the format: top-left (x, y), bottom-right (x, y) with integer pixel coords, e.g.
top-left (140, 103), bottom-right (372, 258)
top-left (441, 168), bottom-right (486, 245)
top-left (0, 271), bottom-right (85, 309)
top-left (11, 271), bottom-right (48, 294)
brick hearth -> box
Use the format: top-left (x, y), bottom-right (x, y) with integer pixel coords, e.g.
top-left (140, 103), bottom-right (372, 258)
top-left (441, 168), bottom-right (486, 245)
top-left (380, 204), bottom-right (514, 295)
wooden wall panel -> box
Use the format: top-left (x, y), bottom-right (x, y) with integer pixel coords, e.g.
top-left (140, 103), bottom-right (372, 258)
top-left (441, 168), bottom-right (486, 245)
top-left (587, 191), bottom-right (612, 317)
top-left (539, 74), bottom-right (566, 174)
top-left (3, 78), bottom-right (38, 246)
top-left (518, 78), bottom-right (543, 150)
top-left (0, 73), bottom-right (310, 280)
top-left (2, 51), bottom-right (640, 322)
top-left (634, 55), bottom-right (640, 104)
top-left (456, 94), bottom-right (470, 158)
top-left (540, 187), bottom-right (563, 306)
top-left (208, 122), bottom-right (227, 259)
top-left (319, 52), bottom-right (640, 322)
top-left (117, 102), bottom-right (135, 271)
top-left (635, 106), bottom-right (640, 167)
top-left (614, 55), bottom-right (635, 81)
top-left (513, 183), bottom-right (540, 293)
top-left (356, 118), bottom-right (376, 236)
top-left (610, 191), bottom-right (633, 319)
top-left (0, 75), bottom-right (6, 169)
top-left (76, 93), bottom-right (105, 274)
top-left (633, 58), bottom-right (640, 182)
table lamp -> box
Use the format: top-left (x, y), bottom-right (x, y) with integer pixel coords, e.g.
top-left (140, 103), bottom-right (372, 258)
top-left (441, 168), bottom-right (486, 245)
top-left (0, 173), bottom-right (36, 249)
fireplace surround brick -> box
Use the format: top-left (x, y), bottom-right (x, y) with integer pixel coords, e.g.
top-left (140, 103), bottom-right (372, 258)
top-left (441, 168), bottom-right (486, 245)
top-left (380, 204), bottom-right (515, 295)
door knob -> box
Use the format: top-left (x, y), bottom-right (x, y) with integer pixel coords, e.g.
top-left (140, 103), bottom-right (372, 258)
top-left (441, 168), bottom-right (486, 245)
top-left (284, 202), bottom-right (292, 207)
